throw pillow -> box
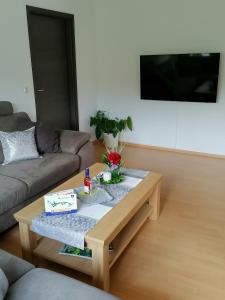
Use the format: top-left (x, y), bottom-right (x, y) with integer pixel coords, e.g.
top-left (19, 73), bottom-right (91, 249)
top-left (0, 268), bottom-right (9, 300)
top-left (35, 122), bottom-right (61, 154)
top-left (0, 127), bottom-right (40, 165)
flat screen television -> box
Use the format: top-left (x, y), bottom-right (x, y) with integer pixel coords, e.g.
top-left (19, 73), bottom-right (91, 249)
top-left (140, 53), bottom-right (220, 102)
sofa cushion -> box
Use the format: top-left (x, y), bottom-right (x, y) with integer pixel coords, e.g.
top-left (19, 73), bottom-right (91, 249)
top-left (0, 127), bottom-right (40, 165)
top-left (6, 268), bottom-right (118, 300)
top-left (0, 112), bottom-right (34, 164)
top-left (0, 250), bottom-right (34, 286)
top-left (35, 122), bottom-right (61, 154)
top-left (0, 268), bottom-right (9, 300)
top-left (0, 153), bottom-right (80, 198)
top-left (0, 102), bottom-right (13, 116)
top-left (0, 175), bottom-right (28, 214)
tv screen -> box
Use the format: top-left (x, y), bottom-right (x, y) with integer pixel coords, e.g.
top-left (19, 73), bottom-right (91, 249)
top-left (140, 53), bottom-right (220, 103)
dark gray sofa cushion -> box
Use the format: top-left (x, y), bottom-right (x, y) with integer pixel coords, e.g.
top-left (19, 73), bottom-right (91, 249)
top-left (0, 175), bottom-right (28, 214)
top-left (0, 250), bottom-right (34, 286)
top-left (6, 268), bottom-right (118, 300)
top-left (0, 102), bottom-right (13, 116)
top-left (35, 122), bottom-right (61, 154)
top-left (0, 153), bottom-right (80, 198)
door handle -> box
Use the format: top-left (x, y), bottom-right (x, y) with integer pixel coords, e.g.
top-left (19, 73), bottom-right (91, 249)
top-left (37, 89), bottom-right (45, 92)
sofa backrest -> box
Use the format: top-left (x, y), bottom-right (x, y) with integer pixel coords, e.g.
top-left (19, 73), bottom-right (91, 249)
top-left (0, 112), bottom-right (33, 132)
top-left (0, 101), bottom-right (13, 116)
top-left (0, 101), bottom-right (34, 164)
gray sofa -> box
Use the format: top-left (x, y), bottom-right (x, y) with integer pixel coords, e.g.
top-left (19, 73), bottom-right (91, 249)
top-left (0, 102), bottom-right (95, 233)
top-left (0, 249), bottom-right (118, 300)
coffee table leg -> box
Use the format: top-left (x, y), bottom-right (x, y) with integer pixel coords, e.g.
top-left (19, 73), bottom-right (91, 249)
top-left (92, 242), bottom-right (110, 291)
top-left (149, 182), bottom-right (161, 220)
top-left (19, 222), bottom-right (36, 263)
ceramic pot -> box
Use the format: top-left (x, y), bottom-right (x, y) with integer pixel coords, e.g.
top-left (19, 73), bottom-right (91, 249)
top-left (103, 133), bottom-right (119, 150)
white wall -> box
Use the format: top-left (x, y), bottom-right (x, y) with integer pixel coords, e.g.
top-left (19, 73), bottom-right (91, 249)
top-left (1, 0), bottom-right (225, 154)
top-left (94, 0), bottom-right (225, 155)
top-left (0, 0), bottom-right (96, 132)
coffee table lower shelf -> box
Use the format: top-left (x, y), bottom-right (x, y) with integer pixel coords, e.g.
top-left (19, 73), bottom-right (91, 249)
top-left (33, 202), bottom-right (152, 276)
top-left (33, 238), bottom-right (93, 275)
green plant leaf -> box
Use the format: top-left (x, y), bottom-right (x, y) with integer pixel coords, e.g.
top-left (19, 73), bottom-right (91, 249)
top-left (102, 154), bottom-right (108, 164)
top-left (127, 116), bottom-right (133, 131)
top-left (123, 120), bottom-right (126, 130)
top-left (96, 110), bottom-right (106, 119)
top-left (117, 120), bottom-right (123, 132)
top-left (90, 111), bottom-right (133, 136)
top-left (95, 126), bottom-right (102, 139)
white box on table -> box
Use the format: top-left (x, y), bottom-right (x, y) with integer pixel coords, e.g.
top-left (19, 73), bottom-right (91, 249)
top-left (44, 189), bottom-right (77, 216)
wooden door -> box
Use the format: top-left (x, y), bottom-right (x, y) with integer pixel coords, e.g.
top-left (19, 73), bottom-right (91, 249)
top-left (27, 6), bottom-right (79, 130)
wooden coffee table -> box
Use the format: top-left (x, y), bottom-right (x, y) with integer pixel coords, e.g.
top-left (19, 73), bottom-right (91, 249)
top-left (14, 163), bottom-right (162, 291)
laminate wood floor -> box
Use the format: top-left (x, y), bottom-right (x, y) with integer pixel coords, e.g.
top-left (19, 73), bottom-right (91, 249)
top-left (1, 143), bottom-right (225, 300)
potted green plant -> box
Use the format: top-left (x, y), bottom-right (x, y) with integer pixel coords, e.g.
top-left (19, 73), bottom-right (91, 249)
top-left (90, 111), bottom-right (133, 149)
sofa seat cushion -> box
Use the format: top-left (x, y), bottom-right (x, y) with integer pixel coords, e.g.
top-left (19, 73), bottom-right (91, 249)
top-left (6, 268), bottom-right (118, 300)
top-left (0, 175), bottom-right (28, 214)
top-left (0, 268), bottom-right (9, 299)
top-left (0, 250), bottom-right (34, 286)
top-left (0, 153), bottom-right (80, 198)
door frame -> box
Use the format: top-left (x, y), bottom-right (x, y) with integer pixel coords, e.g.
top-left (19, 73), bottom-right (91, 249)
top-left (26, 5), bottom-right (79, 130)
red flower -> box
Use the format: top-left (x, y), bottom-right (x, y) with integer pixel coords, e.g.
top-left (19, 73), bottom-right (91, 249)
top-left (107, 151), bottom-right (121, 165)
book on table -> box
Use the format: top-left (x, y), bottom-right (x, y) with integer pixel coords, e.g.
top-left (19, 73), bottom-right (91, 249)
top-left (44, 189), bottom-right (77, 216)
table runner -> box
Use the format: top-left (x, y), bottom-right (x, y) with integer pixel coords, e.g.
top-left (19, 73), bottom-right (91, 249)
top-left (32, 168), bottom-right (149, 249)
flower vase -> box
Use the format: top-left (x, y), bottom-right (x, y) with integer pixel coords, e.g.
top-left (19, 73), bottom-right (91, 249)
top-left (101, 150), bottom-right (124, 184)
top-left (103, 133), bottom-right (119, 150)
top-left (110, 165), bottom-right (120, 179)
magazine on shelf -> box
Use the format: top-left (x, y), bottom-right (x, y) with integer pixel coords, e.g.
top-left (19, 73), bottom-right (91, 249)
top-left (58, 245), bottom-right (92, 259)
top-left (58, 243), bottom-right (114, 259)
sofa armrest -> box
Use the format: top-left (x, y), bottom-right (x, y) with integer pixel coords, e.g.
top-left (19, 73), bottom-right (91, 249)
top-left (77, 141), bottom-right (95, 171)
top-left (0, 249), bottom-right (34, 285)
top-left (60, 130), bottom-right (90, 155)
